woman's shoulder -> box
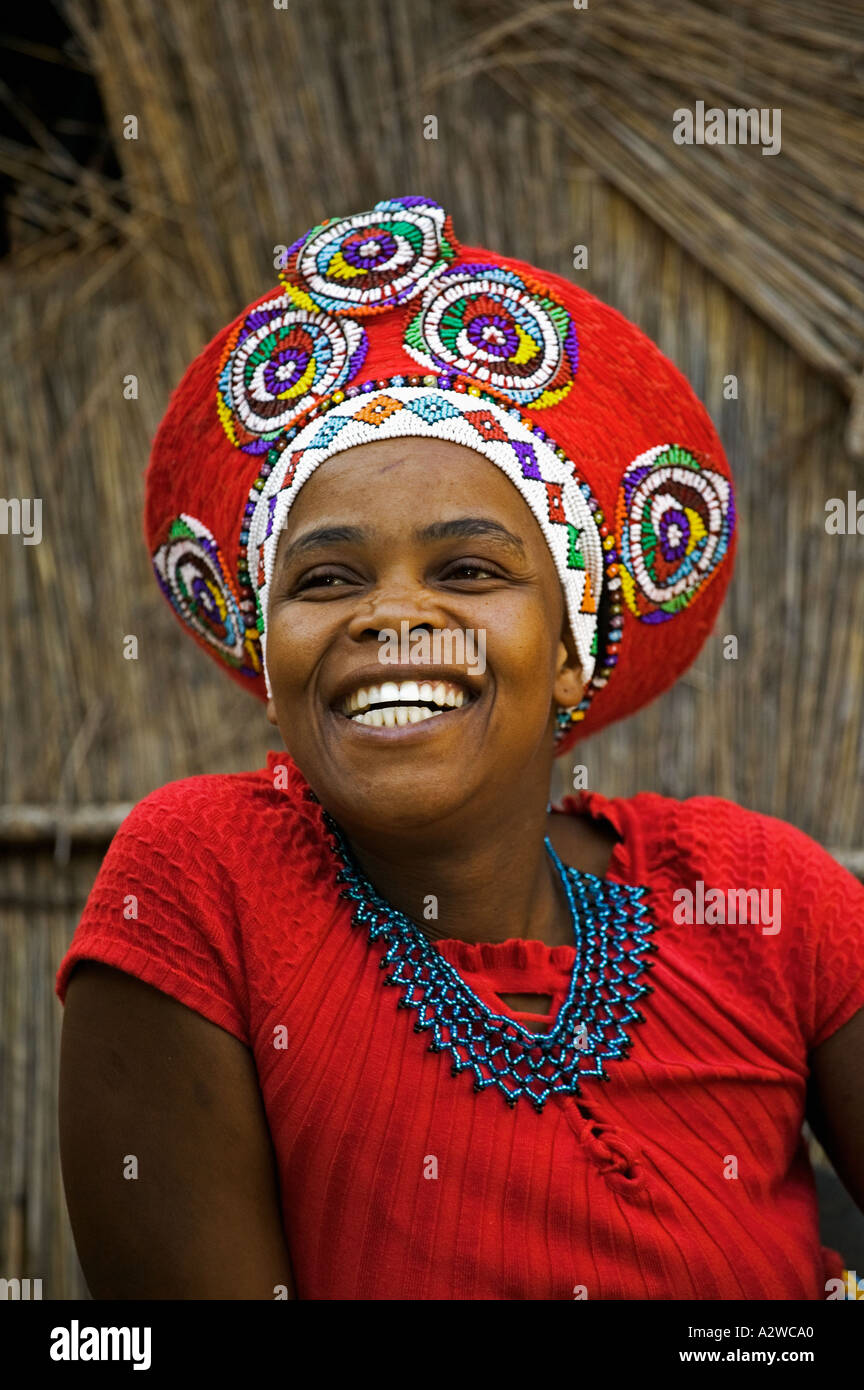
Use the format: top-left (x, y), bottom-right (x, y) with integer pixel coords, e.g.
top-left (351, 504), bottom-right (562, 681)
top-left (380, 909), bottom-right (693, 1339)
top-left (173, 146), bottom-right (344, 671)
top-left (100, 751), bottom-right (331, 913)
top-left (587, 789), bottom-right (864, 1049)
top-left (591, 786), bottom-right (854, 890)
top-left (55, 751), bottom-right (326, 1026)
top-left (115, 750), bottom-right (316, 854)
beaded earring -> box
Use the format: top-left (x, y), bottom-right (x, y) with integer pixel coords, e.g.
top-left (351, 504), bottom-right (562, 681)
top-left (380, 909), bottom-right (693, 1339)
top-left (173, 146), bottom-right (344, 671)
top-left (555, 705), bottom-right (577, 736)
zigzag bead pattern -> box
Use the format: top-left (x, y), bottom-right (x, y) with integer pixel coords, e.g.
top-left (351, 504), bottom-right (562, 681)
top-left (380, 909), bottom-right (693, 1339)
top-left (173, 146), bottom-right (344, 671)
top-left (244, 373), bottom-right (621, 736)
top-left (322, 807), bottom-right (658, 1112)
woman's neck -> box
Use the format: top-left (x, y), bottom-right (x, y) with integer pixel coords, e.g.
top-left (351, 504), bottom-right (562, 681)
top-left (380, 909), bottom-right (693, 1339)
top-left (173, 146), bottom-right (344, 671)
top-left (331, 796), bottom-right (620, 948)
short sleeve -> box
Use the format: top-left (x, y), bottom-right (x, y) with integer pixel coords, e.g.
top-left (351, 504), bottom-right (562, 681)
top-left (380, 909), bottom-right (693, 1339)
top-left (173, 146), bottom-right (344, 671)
top-left (55, 784), bottom-right (251, 1046)
top-left (787, 824), bottom-right (864, 1051)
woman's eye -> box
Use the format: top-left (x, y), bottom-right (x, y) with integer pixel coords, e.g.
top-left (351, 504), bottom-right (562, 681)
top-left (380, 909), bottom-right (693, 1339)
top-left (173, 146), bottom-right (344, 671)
top-left (294, 570), bottom-right (352, 593)
top-left (289, 560), bottom-right (502, 593)
top-left (443, 561), bottom-right (500, 581)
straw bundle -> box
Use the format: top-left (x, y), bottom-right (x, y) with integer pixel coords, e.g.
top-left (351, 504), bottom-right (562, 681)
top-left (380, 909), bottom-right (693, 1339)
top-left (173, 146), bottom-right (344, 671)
top-left (1, 0), bottom-right (863, 1300)
top-left (0, 0), bottom-right (860, 839)
top-left (422, 0), bottom-right (864, 451)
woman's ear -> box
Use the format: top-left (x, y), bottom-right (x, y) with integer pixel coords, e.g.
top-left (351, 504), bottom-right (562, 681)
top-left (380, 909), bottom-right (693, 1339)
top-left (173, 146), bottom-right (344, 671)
top-left (266, 696), bottom-right (279, 727)
top-left (554, 625), bottom-right (586, 711)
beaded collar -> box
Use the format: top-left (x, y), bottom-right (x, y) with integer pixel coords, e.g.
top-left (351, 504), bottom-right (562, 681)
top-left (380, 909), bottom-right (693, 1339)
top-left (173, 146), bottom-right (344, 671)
top-left (321, 809), bottom-right (658, 1112)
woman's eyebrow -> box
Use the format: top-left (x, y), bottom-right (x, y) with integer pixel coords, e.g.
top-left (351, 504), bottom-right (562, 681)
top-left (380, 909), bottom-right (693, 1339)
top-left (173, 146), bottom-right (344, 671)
top-left (277, 516), bottom-right (526, 573)
top-left (281, 524), bottom-right (366, 560)
top-left (416, 518), bottom-right (526, 556)
top-left (275, 524), bottom-right (368, 574)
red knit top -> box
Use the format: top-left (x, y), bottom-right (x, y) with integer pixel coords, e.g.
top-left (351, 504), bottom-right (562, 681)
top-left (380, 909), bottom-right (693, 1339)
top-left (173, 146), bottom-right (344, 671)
top-left (56, 751), bottom-right (864, 1300)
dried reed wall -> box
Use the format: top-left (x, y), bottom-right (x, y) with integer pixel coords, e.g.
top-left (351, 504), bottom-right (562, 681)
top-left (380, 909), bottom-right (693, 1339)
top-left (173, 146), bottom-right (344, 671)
top-left (1, 0), bottom-right (862, 1297)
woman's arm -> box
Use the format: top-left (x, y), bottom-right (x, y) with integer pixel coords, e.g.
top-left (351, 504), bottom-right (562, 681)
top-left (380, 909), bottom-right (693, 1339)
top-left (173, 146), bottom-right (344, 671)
top-left (807, 1006), bottom-right (864, 1215)
top-left (59, 961), bottom-right (295, 1299)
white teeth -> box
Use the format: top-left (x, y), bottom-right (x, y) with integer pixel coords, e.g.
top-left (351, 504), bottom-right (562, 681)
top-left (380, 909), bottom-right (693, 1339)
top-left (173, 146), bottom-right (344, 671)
top-left (351, 706), bottom-right (446, 727)
top-left (341, 679), bottom-right (471, 716)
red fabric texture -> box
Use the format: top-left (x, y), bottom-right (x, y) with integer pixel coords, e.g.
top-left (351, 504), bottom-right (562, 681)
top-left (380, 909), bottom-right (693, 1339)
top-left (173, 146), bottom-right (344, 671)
top-left (55, 751), bottom-right (863, 1300)
top-left (145, 201), bottom-right (736, 754)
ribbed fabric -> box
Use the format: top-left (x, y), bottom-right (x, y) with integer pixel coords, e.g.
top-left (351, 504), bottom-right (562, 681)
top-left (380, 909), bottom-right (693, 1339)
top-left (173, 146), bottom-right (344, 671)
top-left (56, 751), bottom-right (864, 1300)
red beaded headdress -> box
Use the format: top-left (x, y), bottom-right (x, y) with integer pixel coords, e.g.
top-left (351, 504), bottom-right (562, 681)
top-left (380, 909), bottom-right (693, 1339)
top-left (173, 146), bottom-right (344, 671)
top-left (145, 196), bottom-right (736, 755)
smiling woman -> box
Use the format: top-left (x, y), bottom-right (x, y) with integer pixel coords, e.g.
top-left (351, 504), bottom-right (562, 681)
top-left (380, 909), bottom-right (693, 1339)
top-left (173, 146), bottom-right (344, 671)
top-left (263, 437), bottom-right (586, 838)
top-left (55, 196), bottom-right (864, 1301)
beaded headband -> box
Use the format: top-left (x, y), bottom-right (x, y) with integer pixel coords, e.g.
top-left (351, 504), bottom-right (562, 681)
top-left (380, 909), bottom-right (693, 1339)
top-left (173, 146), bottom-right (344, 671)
top-left (146, 195), bottom-right (736, 753)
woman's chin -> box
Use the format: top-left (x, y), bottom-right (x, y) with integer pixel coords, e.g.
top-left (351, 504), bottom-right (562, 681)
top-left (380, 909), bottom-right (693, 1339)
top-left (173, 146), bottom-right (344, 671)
top-left (320, 773), bottom-right (482, 838)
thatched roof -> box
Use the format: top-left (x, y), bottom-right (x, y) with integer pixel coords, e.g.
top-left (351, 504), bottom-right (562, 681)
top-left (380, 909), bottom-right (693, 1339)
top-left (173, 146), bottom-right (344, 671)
top-left (2, 0), bottom-right (863, 1297)
top-left (424, 0), bottom-right (864, 451)
top-left (2, 0), bottom-right (862, 852)
top-left (9, 2), bottom-right (864, 415)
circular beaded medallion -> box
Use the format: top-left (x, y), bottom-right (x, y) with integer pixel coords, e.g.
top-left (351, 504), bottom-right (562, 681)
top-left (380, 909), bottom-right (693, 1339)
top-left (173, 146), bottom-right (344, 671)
top-left (280, 196), bottom-right (458, 316)
top-left (216, 287), bottom-right (367, 454)
top-left (403, 264), bottom-right (578, 407)
top-left (153, 515), bottom-right (261, 676)
top-left (616, 445), bottom-right (735, 623)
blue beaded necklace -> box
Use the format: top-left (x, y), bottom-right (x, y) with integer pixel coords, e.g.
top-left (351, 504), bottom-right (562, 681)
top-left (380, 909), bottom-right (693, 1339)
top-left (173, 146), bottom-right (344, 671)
top-left (321, 809), bottom-right (657, 1112)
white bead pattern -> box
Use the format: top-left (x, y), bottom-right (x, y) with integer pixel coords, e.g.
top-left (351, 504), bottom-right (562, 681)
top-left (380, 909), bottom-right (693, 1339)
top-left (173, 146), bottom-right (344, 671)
top-left (246, 384), bottom-right (605, 715)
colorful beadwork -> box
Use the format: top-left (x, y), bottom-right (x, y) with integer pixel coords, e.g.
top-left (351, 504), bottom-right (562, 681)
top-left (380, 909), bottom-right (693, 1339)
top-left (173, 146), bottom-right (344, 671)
top-left (153, 515), bottom-right (261, 676)
top-left (244, 373), bottom-right (615, 733)
top-left (147, 189), bottom-right (737, 740)
top-left (616, 444), bottom-right (735, 623)
top-left (280, 196), bottom-right (458, 316)
top-left (322, 807), bottom-right (657, 1112)
top-left (403, 264), bottom-right (578, 407)
top-left (216, 286), bottom-right (367, 453)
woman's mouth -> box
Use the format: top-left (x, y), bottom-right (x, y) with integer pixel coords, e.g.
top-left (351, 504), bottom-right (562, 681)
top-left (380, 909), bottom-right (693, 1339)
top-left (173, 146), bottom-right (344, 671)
top-left (334, 678), bottom-right (475, 730)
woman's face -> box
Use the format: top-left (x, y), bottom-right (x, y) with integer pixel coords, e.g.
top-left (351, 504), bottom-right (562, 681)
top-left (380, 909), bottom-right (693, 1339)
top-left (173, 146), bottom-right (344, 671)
top-left (265, 437), bottom-right (585, 832)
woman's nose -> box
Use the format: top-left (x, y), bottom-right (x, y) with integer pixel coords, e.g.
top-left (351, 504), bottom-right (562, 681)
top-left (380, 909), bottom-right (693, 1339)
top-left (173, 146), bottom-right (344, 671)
top-left (345, 577), bottom-right (446, 641)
